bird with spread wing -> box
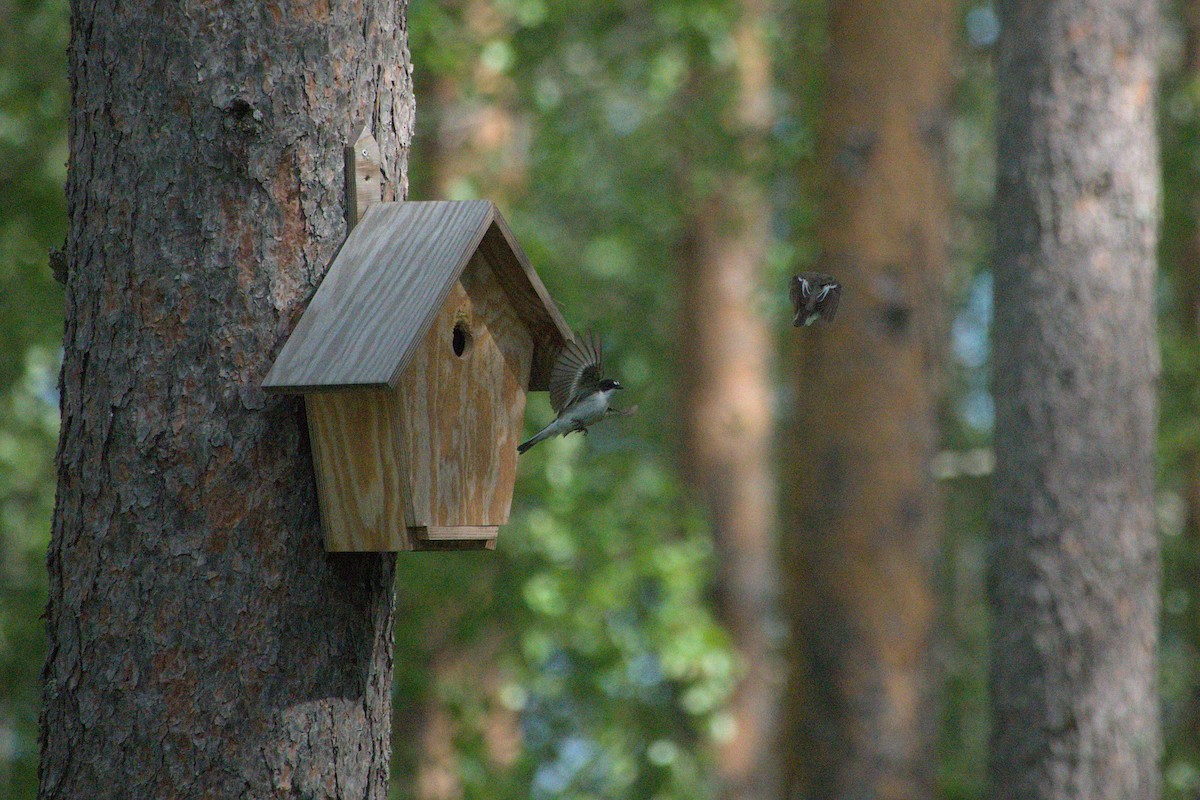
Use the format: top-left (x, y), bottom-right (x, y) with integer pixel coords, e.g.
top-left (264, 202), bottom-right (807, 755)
top-left (790, 272), bottom-right (841, 327)
top-left (517, 332), bottom-right (625, 454)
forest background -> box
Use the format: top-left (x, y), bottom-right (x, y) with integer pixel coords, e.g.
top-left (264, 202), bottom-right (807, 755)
top-left (1, 0), bottom-right (1196, 798)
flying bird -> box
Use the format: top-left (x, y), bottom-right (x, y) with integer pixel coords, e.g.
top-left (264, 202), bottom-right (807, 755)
top-left (790, 273), bottom-right (841, 327)
top-left (518, 332), bottom-right (625, 454)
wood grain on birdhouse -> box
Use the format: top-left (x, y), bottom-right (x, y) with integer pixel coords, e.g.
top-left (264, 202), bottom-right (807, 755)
top-left (397, 258), bottom-right (532, 532)
top-left (263, 200), bottom-right (571, 552)
top-left (309, 265), bottom-right (530, 551)
top-left (306, 388), bottom-right (410, 551)
top-left (263, 201), bottom-right (568, 393)
top-left (477, 214), bottom-right (566, 389)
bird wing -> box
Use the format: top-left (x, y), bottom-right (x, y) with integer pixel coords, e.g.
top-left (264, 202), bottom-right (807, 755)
top-left (550, 331), bottom-right (603, 413)
top-left (789, 274), bottom-right (809, 311)
top-left (815, 281), bottom-right (841, 322)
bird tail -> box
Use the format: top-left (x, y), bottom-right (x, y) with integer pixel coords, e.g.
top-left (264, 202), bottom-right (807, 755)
top-left (517, 421), bottom-right (558, 454)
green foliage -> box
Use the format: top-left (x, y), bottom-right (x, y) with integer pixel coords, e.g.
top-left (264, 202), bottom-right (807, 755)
top-left (516, 453), bottom-right (728, 796)
top-left (400, 1), bottom-right (766, 797)
top-left (504, 445), bottom-right (730, 799)
top-left (1157, 6), bottom-right (1200, 796)
top-left (0, 0), bottom-right (67, 796)
top-left (0, 350), bottom-right (58, 799)
top-left (0, 0), bottom-right (67, 388)
top-left (4, 1), bottom-right (1198, 798)
top-left (935, 12), bottom-right (997, 796)
top-left (391, 443), bottom-right (733, 800)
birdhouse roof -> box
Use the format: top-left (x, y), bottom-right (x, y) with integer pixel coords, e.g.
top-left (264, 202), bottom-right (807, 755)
top-left (263, 200), bottom-right (572, 393)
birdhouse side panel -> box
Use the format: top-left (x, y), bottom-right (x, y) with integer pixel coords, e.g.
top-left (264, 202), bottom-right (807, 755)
top-left (397, 259), bottom-right (533, 530)
top-left (305, 390), bottom-right (415, 551)
top-left (476, 220), bottom-right (569, 390)
top-left (457, 258), bottom-right (534, 523)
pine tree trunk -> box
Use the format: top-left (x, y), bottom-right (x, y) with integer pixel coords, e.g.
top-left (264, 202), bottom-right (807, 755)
top-left (676, 2), bottom-right (781, 797)
top-left (40, 3), bottom-right (413, 797)
top-left (678, 186), bottom-right (778, 798)
top-left (989, 2), bottom-right (1161, 799)
top-left (778, 0), bottom-right (954, 797)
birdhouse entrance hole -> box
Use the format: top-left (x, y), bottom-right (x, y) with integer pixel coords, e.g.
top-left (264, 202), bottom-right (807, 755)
top-left (452, 321), bottom-right (472, 357)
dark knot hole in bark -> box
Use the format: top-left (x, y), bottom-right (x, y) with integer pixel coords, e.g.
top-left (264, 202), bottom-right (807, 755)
top-left (879, 304), bottom-right (911, 338)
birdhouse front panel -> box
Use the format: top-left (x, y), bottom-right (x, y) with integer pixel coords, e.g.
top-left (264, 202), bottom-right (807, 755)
top-left (397, 251), bottom-right (534, 544)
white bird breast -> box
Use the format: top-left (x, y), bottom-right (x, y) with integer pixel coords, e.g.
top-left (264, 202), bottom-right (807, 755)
top-left (561, 389), bottom-right (613, 428)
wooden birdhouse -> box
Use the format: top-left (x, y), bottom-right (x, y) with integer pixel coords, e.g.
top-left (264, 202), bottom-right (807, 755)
top-left (263, 133), bottom-right (570, 551)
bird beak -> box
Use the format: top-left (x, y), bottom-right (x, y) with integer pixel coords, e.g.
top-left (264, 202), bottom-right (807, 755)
top-left (614, 381), bottom-right (624, 390)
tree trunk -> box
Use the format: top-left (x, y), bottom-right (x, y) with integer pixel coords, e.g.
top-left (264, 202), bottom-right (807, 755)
top-left (989, 2), bottom-right (1161, 799)
top-left (40, 3), bottom-right (413, 797)
top-left (778, 1), bottom-right (953, 797)
top-left (676, 2), bottom-right (781, 798)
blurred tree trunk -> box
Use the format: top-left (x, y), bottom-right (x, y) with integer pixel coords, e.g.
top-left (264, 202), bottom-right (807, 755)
top-left (778, 0), bottom-right (953, 797)
top-left (422, 75), bottom-right (528, 202)
top-left (412, 0), bottom-right (527, 204)
top-left (989, 1), bottom-right (1161, 798)
top-left (40, 2), bottom-right (412, 797)
top-left (676, 1), bottom-right (781, 798)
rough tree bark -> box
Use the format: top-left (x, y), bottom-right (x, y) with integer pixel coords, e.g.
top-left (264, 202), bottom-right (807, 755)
top-left (41, 2), bottom-right (413, 797)
top-left (676, 2), bottom-right (781, 798)
top-left (778, 1), bottom-right (953, 797)
top-left (989, 2), bottom-right (1161, 799)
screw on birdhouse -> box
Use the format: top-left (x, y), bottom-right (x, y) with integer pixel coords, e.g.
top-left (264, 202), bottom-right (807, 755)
top-left (345, 124), bottom-right (383, 231)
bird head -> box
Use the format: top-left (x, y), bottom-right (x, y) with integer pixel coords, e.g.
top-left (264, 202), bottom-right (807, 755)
top-left (599, 378), bottom-right (624, 392)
